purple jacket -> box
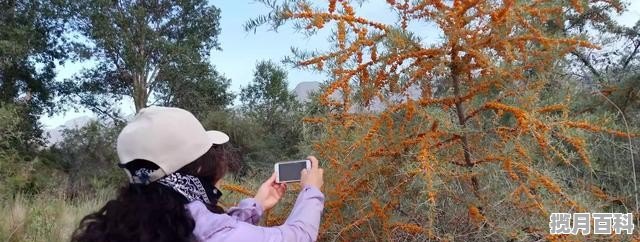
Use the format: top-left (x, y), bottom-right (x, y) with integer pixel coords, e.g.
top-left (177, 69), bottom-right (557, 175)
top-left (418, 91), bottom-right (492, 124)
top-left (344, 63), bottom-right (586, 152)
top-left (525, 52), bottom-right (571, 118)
top-left (186, 185), bottom-right (325, 242)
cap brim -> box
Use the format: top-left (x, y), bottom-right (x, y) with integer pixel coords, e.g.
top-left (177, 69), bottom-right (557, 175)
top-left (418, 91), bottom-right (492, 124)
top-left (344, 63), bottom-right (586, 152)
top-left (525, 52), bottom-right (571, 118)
top-left (207, 130), bottom-right (230, 145)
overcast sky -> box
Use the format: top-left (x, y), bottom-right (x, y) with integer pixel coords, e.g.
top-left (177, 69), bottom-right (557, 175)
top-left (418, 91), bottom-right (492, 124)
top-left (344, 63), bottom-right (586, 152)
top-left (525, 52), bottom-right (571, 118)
top-left (40, 1), bottom-right (640, 129)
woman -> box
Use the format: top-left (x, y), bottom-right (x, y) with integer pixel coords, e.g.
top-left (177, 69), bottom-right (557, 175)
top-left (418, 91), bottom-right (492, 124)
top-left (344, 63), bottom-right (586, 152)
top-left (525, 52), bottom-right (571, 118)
top-left (71, 106), bottom-right (325, 242)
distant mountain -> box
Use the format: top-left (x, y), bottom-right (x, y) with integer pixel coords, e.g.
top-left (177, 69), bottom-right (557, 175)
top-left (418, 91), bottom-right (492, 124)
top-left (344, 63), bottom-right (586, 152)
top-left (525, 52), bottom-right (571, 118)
top-left (292, 81), bottom-right (321, 103)
top-left (44, 116), bottom-right (94, 146)
top-left (291, 81), bottom-right (423, 113)
top-left (44, 113), bottom-right (135, 146)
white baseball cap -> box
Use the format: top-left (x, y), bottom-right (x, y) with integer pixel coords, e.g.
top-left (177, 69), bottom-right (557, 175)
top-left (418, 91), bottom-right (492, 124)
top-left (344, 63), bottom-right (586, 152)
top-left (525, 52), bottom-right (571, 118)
top-left (116, 106), bottom-right (229, 183)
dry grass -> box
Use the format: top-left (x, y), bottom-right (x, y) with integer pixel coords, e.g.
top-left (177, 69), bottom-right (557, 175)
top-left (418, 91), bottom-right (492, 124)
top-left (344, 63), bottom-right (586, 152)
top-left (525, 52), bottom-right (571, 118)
top-left (0, 176), bottom-right (266, 242)
top-left (0, 190), bottom-right (114, 242)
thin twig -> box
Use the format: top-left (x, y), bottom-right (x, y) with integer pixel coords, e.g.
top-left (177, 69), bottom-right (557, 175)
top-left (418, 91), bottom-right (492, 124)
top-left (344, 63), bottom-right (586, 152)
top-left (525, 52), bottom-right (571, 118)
top-left (596, 91), bottom-right (639, 226)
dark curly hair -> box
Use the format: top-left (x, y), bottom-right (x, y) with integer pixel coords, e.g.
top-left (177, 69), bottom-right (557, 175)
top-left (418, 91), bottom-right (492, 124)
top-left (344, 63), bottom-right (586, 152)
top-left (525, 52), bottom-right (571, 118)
top-left (71, 144), bottom-right (234, 242)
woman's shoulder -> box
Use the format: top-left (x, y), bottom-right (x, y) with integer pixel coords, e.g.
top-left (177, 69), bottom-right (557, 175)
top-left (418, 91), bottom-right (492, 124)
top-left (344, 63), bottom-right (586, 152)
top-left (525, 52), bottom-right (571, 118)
top-left (185, 200), bottom-right (232, 221)
top-left (185, 201), bottom-right (237, 238)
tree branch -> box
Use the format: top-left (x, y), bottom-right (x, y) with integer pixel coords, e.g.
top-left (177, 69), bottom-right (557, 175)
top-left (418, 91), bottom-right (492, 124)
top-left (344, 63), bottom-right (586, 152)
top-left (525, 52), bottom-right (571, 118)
top-left (621, 39), bottom-right (640, 71)
top-left (571, 50), bottom-right (602, 82)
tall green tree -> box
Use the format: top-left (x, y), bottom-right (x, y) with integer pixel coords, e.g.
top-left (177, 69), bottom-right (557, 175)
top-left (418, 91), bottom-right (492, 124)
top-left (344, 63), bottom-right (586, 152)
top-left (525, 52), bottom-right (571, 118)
top-left (240, 60), bottom-right (300, 121)
top-left (239, 60), bottom-right (303, 167)
top-left (61, 0), bottom-right (233, 119)
top-left (0, 0), bottom-right (70, 148)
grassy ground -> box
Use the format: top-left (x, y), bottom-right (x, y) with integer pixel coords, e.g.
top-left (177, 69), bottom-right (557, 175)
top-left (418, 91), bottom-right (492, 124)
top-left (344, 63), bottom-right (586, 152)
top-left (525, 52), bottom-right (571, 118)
top-left (0, 177), bottom-right (267, 242)
top-left (0, 190), bottom-right (114, 242)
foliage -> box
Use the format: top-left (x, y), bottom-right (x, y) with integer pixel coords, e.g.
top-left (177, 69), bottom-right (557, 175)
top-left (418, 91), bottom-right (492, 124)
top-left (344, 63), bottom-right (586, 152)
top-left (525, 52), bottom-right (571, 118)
top-left (562, 1), bottom-right (640, 220)
top-left (199, 110), bottom-right (254, 174)
top-left (199, 61), bottom-right (307, 175)
top-left (0, 104), bottom-right (63, 196)
top-left (44, 121), bottom-right (126, 196)
top-left (237, 60), bottom-right (305, 168)
top-left (251, 0), bottom-right (639, 241)
top-left (162, 68), bottom-right (234, 120)
top-left (568, 19), bottom-right (640, 121)
top-left (0, 0), bottom-right (71, 145)
top-left (241, 60), bottom-right (299, 111)
top-left (60, 0), bottom-right (233, 119)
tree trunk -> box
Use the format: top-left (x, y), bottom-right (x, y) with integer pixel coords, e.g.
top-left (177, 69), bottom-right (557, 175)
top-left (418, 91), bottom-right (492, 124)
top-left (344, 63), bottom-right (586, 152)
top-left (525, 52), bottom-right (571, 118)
top-left (133, 73), bottom-right (148, 112)
top-left (450, 52), bottom-right (481, 197)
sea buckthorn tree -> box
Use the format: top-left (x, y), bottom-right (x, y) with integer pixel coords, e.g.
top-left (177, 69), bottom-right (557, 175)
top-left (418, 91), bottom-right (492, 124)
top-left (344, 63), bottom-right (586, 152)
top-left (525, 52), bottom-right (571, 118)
top-left (245, 0), bottom-right (638, 241)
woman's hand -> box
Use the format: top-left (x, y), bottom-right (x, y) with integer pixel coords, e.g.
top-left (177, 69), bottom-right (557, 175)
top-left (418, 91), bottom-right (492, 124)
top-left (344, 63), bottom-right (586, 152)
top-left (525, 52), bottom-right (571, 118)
top-left (254, 172), bottom-right (287, 211)
top-left (301, 156), bottom-right (324, 190)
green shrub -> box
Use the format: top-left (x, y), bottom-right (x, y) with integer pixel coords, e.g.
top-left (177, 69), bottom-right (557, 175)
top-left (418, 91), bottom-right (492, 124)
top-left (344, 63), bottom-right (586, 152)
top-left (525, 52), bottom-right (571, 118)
top-left (43, 121), bottom-right (126, 197)
top-left (0, 104), bottom-right (64, 196)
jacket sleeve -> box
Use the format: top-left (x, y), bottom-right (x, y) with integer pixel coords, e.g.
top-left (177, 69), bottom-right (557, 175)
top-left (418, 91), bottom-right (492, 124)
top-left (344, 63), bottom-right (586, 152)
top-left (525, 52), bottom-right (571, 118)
top-left (190, 185), bottom-right (325, 242)
top-left (227, 198), bottom-right (264, 225)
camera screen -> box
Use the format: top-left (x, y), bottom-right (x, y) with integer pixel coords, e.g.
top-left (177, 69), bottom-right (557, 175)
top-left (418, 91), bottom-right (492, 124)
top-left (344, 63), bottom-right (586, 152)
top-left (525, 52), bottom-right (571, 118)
top-left (278, 162), bottom-right (307, 181)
